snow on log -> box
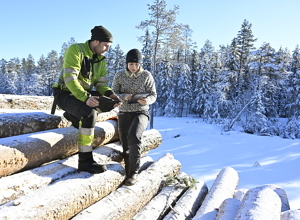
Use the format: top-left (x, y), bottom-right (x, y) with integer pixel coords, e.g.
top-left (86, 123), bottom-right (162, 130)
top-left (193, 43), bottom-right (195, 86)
top-left (192, 167), bottom-right (239, 220)
top-left (0, 163), bottom-right (125, 220)
top-left (215, 198), bottom-right (241, 220)
top-left (0, 120), bottom-right (119, 177)
top-left (259, 184), bottom-right (290, 212)
top-left (0, 94), bottom-right (54, 110)
top-left (280, 209), bottom-right (300, 220)
top-left (163, 180), bottom-right (208, 220)
top-left (132, 182), bottom-right (187, 220)
top-left (234, 186), bottom-right (281, 220)
top-left (0, 129), bottom-right (161, 205)
top-left (72, 153), bottom-right (182, 220)
top-left (0, 109), bottom-right (118, 138)
top-left (234, 189), bottom-right (248, 201)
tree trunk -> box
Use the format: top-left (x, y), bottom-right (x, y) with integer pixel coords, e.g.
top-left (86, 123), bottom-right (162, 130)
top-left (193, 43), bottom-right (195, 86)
top-left (0, 120), bottom-right (119, 177)
top-left (216, 198), bottom-right (241, 220)
top-left (72, 153), bottom-right (181, 220)
top-left (234, 187), bottom-right (281, 220)
top-left (163, 181), bottom-right (208, 220)
top-left (0, 109), bottom-right (118, 138)
top-left (0, 129), bottom-right (162, 205)
top-left (192, 167), bottom-right (239, 220)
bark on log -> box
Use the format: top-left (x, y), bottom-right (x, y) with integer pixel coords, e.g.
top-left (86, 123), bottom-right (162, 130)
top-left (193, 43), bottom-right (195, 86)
top-left (0, 120), bottom-right (119, 177)
top-left (0, 129), bottom-right (161, 205)
top-left (216, 198), bottom-right (241, 220)
top-left (0, 109), bottom-right (118, 138)
top-left (234, 186), bottom-right (281, 220)
top-left (192, 167), bottom-right (239, 220)
top-left (280, 210), bottom-right (300, 220)
top-left (133, 172), bottom-right (192, 220)
top-left (72, 153), bottom-right (182, 220)
top-left (132, 183), bottom-right (187, 220)
top-left (0, 94), bottom-right (54, 110)
top-left (163, 181), bottom-right (208, 220)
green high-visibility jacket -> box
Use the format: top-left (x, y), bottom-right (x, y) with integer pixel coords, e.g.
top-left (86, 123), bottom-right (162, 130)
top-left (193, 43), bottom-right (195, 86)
top-left (53, 40), bottom-right (113, 102)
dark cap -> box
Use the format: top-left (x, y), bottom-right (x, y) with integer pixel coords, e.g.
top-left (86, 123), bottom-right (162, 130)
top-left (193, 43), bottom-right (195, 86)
top-left (91, 26), bottom-right (113, 42)
top-left (126, 49), bottom-right (142, 63)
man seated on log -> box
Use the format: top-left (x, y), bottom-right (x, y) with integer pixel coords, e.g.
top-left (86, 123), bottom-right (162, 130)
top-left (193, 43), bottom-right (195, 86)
top-left (52, 25), bottom-right (121, 174)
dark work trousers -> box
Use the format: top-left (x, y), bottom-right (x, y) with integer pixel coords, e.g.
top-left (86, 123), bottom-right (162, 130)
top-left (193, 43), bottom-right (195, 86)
top-left (118, 111), bottom-right (149, 173)
top-left (56, 90), bottom-right (97, 152)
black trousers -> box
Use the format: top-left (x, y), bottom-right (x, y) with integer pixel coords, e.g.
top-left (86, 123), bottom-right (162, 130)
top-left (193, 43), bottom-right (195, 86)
top-left (55, 89), bottom-right (98, 151)
top-left (118, 111), bottom-right (149, 173)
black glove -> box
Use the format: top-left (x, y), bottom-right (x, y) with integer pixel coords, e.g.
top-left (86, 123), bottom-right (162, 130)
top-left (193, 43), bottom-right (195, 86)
top-left (96, 96), bottom-right (120, 112)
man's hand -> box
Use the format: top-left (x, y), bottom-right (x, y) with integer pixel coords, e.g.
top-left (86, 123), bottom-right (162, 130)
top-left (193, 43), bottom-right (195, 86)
top-left (109, 94), bottom-right (122, 107)
top-left (86, 96), bottom-right (99, 107)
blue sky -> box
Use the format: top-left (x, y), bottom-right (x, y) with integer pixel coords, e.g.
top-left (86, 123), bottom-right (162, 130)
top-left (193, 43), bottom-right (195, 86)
top-left (1, 0), bottom-right (299, 61)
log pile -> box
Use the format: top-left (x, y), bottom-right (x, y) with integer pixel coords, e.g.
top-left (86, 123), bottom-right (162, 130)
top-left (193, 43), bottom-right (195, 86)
top-left (0, 96), bottom-right (299, 219)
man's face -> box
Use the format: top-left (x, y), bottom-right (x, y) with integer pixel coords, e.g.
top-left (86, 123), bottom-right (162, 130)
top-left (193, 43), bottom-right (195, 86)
top-left (93, 41), bottom-right (112, 55)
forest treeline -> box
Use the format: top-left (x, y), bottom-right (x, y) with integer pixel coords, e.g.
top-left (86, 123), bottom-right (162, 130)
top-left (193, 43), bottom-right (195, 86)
top-left (1, 0), bottom-right (300, 138)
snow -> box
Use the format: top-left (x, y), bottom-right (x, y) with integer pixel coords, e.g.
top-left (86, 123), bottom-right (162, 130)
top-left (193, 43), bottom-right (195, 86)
top-left (148, 116), bottom-right (300, 210)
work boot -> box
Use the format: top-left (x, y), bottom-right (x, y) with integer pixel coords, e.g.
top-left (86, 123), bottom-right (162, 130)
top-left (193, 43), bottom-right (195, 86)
top-left (124, 172), bottom-right (138, 186)
top-left (63, 112), bottom-right (79, 129)
top-left (78, 152), bottom-right (107, 174)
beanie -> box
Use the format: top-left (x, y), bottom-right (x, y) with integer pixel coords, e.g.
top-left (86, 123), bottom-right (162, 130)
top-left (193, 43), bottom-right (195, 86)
top-left (126, 49), bottom-right (142, 63)
top-left (90, 26), bottom-right (113, 42)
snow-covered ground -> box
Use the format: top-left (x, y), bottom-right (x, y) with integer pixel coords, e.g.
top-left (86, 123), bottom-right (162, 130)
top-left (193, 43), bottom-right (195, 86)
top-left (148, 116), bottom-right (300, 210)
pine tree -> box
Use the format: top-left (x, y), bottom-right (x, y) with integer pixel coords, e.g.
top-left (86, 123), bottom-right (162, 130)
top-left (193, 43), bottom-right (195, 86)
top-left (137, 0), bottom-right (180, 128)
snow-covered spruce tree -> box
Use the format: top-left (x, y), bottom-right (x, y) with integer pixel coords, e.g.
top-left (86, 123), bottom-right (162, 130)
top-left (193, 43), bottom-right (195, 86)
top-left (20, 55), bottom-right (36, 95)
top-left (286, 45), bottom-right (300, 117)
top-left (274, 47), bottom-right (292, 118)
top-left (35, 55), bottom-right (48, 95)
top-left (141, 29), bottom-right (153, 72)
top-left (137, 0), bottom-right (181, 128)
top-left (283, 45), bottom-right (300, 138)
top-left (192, 40), bottom-right (215, 119)
top-left (45, 50), bottom-right (60, 96)
top-left (106, 44), bottom-right (125, 87)
top-left (6, 58), bottom-right (21, 94)
top-left (244, 43), bottom-right (283, 135)
top-left (0, 59), bottom-right (10, 94)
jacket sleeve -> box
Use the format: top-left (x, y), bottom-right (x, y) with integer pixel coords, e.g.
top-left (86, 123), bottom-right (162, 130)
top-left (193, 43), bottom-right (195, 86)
top-left (63, 45), bottom-right (89, 102)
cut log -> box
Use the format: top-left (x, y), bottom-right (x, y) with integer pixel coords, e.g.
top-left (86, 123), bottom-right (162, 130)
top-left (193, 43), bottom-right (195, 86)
top-left (0, 163), bottom-right (125, 220)
top-left (216, 198), bottom-right (241, 220)
top-left (280, 209), bottom-right (300, 220)
top-left (259, 184), bottom-right (290, 212)
top-left (163, 180), bottom-right (208, 220)
top-left (0, 94), bottom-right (54, 110)
top-left (192, 167), bottom-right (239, 220)
top-left (0, 120), bottom-right (119, 177)
top-left (133, 172), bottom-right (189, 220)
top-left (234, 186), bottom-right (281, 220)
top-left (72, 153), bottom-right (182, 220)
top-left (0, 109), bottom-right (118, 138)
top-left (0, 129), bottom-right (161, 205)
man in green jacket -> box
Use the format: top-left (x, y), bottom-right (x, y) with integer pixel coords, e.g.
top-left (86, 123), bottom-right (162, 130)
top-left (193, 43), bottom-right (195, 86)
top-left (53, 25), bottom-right (120, 174)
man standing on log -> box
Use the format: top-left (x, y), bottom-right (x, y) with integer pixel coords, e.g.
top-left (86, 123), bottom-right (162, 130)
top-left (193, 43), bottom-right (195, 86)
top-left (52, 25), bottom-right (121, 174)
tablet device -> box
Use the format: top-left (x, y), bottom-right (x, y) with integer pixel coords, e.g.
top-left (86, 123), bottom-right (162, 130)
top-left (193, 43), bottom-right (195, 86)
top-left (128, 92), bottom-right (150, 104)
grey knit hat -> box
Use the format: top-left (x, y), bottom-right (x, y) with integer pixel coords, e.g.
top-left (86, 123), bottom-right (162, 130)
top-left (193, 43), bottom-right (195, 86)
top-left (126, 49), bottom-right (142, 63)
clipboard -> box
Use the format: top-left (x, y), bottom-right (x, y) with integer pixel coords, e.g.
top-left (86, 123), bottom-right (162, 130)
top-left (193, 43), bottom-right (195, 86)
top-left (128, 92), bottom-right (150, 104)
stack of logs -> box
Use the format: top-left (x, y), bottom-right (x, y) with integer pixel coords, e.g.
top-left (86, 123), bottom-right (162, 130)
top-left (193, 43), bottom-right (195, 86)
top-left (0, 94), bottom-right (299, 220)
